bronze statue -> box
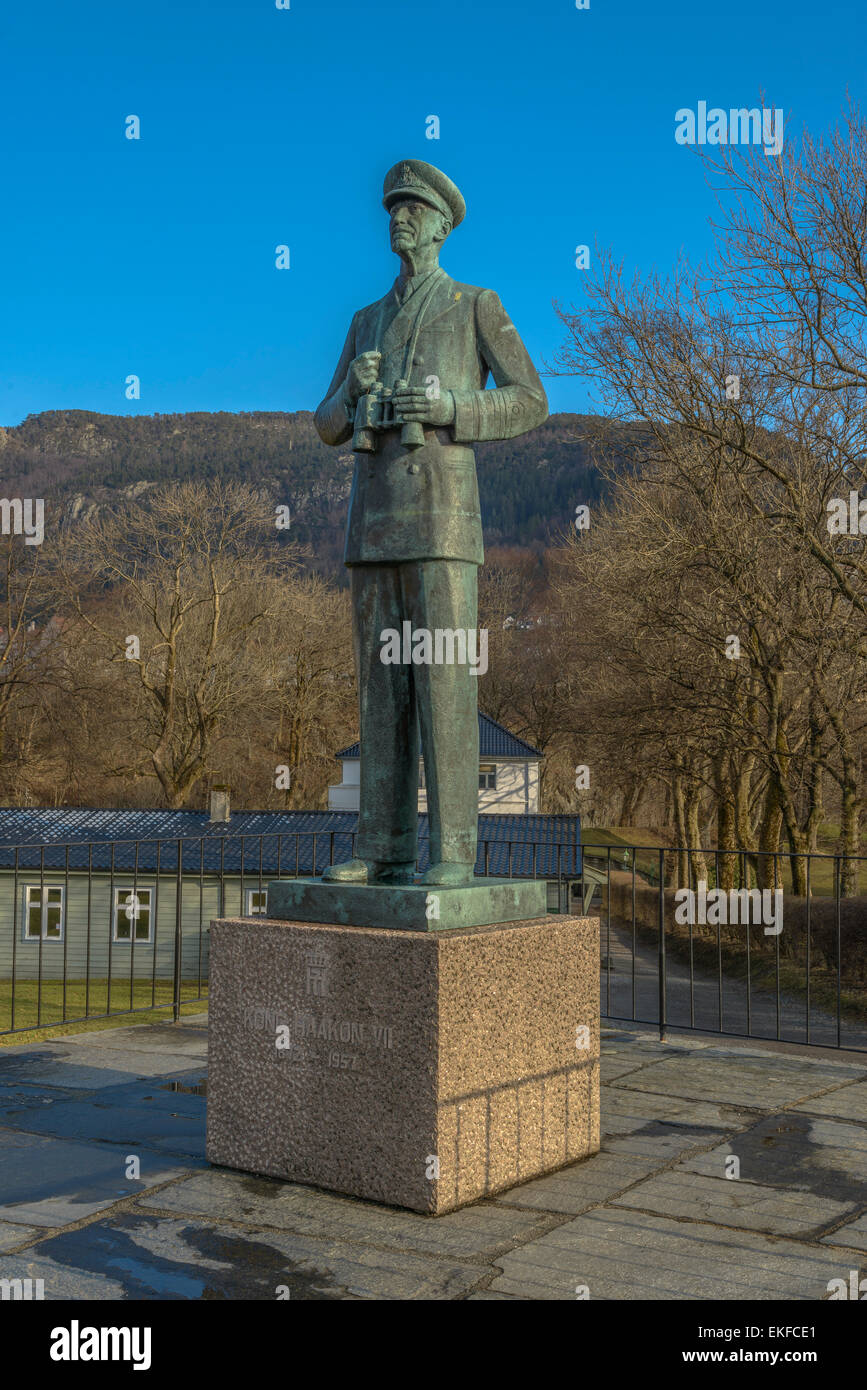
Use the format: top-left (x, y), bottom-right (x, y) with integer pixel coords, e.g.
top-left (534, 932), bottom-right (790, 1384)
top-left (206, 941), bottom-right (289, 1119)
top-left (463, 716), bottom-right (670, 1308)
top-left (315, 160), bottom-right (548, 887)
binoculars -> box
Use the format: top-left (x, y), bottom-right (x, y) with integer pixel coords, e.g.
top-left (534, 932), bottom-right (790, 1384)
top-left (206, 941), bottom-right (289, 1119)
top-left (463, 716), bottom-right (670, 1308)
top-left (352, 379), bottom-right (425, 454)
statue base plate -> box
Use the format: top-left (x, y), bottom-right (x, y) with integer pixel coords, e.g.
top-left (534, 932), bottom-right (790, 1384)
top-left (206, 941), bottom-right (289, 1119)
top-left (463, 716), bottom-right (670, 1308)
top-left (206, 912), bottom-right (600, 1213)
top-left (265, 876), bottom-right (549, 931)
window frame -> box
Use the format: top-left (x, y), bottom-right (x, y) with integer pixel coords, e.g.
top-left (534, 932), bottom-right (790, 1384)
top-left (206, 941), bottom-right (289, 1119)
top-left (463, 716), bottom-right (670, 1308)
top-left (22, 884), bottom-right (65, 943)
top-left (245, 888), bottom-right (269, 916)
top-left (112, 886), bottom-right (153, 944)
top-left (479, 763), bottom-right (498, 791)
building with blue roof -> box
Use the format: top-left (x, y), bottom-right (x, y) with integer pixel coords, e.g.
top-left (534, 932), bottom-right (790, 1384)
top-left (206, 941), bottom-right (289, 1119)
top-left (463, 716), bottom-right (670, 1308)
top-left (0, 714), bottom-right (589, 998)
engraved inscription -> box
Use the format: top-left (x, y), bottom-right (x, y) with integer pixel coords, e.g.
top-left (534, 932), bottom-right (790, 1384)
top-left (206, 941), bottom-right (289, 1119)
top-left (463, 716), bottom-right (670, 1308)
top-left (242, 1004), bottom-right (395, 1074)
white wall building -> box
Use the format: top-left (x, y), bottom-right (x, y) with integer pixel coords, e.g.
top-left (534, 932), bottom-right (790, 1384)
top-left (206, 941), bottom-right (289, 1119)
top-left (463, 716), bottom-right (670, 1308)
top-left (328, 711), bottom-right (542, 814)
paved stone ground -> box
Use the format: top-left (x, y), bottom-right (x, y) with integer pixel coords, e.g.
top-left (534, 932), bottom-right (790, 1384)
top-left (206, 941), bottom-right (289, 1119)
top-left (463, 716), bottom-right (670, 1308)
top-left (1, 1016), bottom-right (866, 1299)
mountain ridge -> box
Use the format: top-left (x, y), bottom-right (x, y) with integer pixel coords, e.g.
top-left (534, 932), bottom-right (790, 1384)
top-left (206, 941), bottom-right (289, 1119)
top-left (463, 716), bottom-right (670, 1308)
top-left (0, 408), bottom-right (614, 575)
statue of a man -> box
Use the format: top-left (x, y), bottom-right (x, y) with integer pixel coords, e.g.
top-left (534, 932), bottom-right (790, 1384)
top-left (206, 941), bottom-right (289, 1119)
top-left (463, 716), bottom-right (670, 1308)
top-left (315, 160), bottom-right (547, 887)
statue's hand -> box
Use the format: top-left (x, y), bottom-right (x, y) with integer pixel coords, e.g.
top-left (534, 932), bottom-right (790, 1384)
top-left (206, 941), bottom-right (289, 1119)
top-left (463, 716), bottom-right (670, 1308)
top-left (392, 386), bottom-right (455, 428)
top-left (345, 351), bottom-right (382, 405)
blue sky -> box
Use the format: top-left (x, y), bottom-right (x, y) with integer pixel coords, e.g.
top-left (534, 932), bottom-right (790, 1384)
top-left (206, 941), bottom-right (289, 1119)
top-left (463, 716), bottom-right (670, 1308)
top-left (0, 0), bottom-right (862, 425)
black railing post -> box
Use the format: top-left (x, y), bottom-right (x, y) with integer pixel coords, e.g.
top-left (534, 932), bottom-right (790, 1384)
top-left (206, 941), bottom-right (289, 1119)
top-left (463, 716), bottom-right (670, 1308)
top-left (63, 844), bottom-right (70, 1023)
top-left (11, 846), bottom-right (19, 1032)
top-left (805, 852), bottom-right (811, 1045)
top-left (152, 839), bottom-right (161, 1009)
top-left (605, 846), bottom-right (611, 1015)
top-left (631, 846), bottom-right (637, 1020)
top-left (835, 855), bottom-right (842, 1049)
top-left (658, 847), bottom-right (666, 1042)
top-left (219, 837), bottom-right (225, 918)
top-left (85, 842), bottom-right (93, 1018)
top-left (173, 839), bottom-right (183, 1024)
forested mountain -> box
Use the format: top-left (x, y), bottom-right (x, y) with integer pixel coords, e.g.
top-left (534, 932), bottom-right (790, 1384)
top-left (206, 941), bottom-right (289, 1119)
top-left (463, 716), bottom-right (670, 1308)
top-left (0, 409), bottom-right (616, 576)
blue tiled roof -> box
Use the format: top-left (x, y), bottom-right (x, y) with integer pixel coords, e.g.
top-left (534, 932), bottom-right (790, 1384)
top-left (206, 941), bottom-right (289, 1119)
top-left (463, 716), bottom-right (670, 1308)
top-left (336, 711), bottom-right (542, 761)
top-left (0, 808), bottom-right (581, 877)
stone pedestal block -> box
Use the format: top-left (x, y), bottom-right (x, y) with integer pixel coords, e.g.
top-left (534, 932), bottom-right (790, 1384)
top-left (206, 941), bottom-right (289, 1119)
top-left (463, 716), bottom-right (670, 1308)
top-left (206, 914), bottom-right (600, 1214)
top-left (266, 876), bottom-right (549, 930)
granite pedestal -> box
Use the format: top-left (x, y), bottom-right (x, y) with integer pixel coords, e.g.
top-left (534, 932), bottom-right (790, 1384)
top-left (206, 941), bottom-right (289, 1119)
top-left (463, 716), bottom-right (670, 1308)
top-left (206, 911), bottom-right (600, 1214)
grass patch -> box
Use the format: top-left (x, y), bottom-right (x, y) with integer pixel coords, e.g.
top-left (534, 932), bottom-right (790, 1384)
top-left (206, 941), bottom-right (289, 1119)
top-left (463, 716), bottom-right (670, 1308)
top-left (0, 978), bottom-right (208, 1046)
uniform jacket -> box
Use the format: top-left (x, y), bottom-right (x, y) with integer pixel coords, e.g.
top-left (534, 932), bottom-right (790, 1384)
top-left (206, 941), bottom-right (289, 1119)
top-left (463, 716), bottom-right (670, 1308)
top-left (314, 269), bottom-right (548, 565)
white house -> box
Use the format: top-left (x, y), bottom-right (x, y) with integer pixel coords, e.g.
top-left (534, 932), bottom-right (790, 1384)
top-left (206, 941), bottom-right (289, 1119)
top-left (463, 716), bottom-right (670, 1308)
top-left (327, 711), bottom-right (542, 813)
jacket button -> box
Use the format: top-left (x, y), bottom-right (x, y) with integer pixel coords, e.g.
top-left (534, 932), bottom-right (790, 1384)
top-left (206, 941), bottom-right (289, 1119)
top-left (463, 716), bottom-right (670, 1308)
top-left (408, 463), bottom-right (420, 474)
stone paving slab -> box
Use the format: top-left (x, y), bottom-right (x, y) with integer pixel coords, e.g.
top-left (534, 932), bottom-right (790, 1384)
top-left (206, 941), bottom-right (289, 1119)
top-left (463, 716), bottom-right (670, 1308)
top-left (0, 1082), bottom-right (83, 1114)
top-left (611, 1169), bottom-right (857, 1238)
top-left (0, 1211), bottom-right (486, 1300)
top-left (137, 1168), bottom-right (553, 1259)
top-left (601, 1035), bottom-right (691, 1061)
top-left (58, 1025), bottom-right (208, 1057)
top-left (0, 1219), bottom-right (41, 1251)
top-left (790, 1081), bottom-right (867, 1123)
top-left (0, 1045), bottom-right (207, 1089)
top-left (4, 1099), bottom-right (206, 1159)
top-left (0, 1253), bottom-right (121, 1299)
top-left (496, 1116), bottom-right (734, 1216)
top-left (604, 1125), bottom-right (727, 1163)
top-left (0, 1077), bottom-right (206, 1157)
top-left (610, 1050), bottom-right (864, 1109)
top-left (494, 1150), bottom-right (679, 1215)
top-left (0, 1128), bottom-right (202, 1226)
top-left (487, 1207), bottom-right (863, 1300)
top-left (820, 1213), bottom-right (867, 1252)
top-left (600, 1054), bottom-right (665, 1082)
top-left (601, 1086), bottom-right (752, 1137)
top-left (467, 1289), bottom-right (527, 1299)
top-left (679, 1114), bottom-right (867, 1203)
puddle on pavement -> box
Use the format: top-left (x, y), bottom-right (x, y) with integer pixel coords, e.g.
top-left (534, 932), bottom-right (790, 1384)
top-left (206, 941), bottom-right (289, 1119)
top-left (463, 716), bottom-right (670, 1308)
top-left (157, 1078), bottom-right (207, 1097)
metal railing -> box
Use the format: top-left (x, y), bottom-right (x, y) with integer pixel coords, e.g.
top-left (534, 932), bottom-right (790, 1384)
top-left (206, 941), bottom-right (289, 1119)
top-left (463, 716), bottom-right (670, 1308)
top-left (0, 826), bottom-right (577, 1038)
top-left (1, 831), bottom-right (864, 1054)
top-left (584, 842), bottom-right (867, 1055)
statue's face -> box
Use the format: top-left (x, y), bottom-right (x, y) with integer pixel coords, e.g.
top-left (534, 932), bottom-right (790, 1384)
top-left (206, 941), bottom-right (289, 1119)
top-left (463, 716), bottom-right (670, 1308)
top-left (389, 197), bottom-right (450, 257)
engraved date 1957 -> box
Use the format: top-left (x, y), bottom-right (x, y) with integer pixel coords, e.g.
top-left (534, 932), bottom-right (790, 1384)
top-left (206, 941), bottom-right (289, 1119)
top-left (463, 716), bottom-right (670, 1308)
top-left (328, 1051), bottom-right (360, 1070)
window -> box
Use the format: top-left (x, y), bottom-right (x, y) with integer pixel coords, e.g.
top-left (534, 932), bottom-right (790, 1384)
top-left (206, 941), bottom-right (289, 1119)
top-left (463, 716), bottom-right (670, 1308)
top-left (113, 887), bottom-right (152, 943)
top-left (418, 760), bottom-right (426, 789)
top-left (479, 763), bottom-right (497, 790)
top-left (23, 886), bottom-right (64, 941)
top-left (246, 889), bottom-right (268, 916)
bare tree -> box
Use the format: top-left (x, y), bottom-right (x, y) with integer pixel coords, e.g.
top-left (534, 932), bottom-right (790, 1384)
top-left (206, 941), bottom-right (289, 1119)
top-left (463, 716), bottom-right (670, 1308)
top-left (58, 481), bottom-right (300, 808)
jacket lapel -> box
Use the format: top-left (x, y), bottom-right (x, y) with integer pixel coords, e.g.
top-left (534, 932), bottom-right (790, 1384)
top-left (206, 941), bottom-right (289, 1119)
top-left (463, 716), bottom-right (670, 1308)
top-left (420, 275), bottom-right (464, 329)
top-left (357, 272), bottom-right (463, 359)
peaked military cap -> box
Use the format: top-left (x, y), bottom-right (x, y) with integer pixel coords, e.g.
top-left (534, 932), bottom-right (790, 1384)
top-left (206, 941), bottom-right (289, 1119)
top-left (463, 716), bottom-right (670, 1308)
top-left (382, 159), bottom-right (466, 229)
